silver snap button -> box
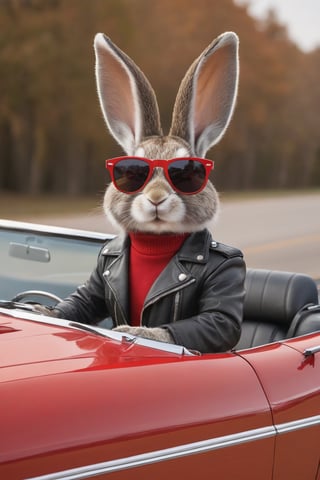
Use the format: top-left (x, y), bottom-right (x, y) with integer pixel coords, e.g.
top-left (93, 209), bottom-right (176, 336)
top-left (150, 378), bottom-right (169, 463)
top-left (178, 273), bottom-right (187, 281)
top-left (211, 241), bottom-right (217, 247)
top-left (105, 270), bottom-right (110, 276)
top-left (197, 254), bottom-right (204, 261)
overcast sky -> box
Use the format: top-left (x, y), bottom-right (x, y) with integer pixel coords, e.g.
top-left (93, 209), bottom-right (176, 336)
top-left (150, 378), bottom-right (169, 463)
top-left (236, 0), bottom-right (320, 51)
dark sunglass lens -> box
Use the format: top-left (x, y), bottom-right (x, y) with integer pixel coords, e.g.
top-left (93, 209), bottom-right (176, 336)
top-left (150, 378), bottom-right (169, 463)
top-left (113, 159), bottom-right (149, 192)
top-left (168, 160), bottom-right (206, 193)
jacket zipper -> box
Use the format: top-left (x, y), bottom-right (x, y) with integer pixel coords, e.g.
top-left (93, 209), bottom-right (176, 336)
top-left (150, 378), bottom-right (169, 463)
top-left (173, 291), bottom-right (181, 323)
top-left (104, 276), bottom-right (128, 327)
top-left (141, 278), bottom-right (196, 325)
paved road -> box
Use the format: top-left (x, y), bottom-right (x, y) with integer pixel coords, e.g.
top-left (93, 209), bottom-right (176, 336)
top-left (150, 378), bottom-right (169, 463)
top-left (28, 192), bottom-right (320, 278)
top-left (213, 193), bottom-right (320, 278)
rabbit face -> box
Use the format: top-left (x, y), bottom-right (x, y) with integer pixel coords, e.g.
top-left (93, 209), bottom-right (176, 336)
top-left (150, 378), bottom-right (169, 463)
top-left (95, 32), bottom-right (238, 234)
top-left (103, 136), bottom-right (218, 233)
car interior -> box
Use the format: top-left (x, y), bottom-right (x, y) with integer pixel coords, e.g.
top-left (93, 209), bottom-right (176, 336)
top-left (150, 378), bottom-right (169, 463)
top-left (237, 269), bottom-right (320, 349)
top-left (0, 222), bottom-right (319, 351)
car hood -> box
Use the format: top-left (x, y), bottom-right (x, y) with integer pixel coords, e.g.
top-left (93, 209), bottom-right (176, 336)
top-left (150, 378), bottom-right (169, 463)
top-left (0, 309), bottom-right (187, 382)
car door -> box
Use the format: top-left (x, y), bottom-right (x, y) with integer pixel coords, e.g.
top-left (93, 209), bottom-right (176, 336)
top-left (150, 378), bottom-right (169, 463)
top-left (239, 336), bottom-right (320, 480)
top-left (1, 348), bottom-right (276, 480)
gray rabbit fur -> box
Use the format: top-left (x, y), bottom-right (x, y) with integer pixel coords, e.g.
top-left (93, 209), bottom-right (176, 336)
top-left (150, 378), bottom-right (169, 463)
top-left (95, 32), bottom-right (239, 237)
top-left (93, 32), bottom-right (240, 343)
top-left (37, 32), bottom-right (242, 348)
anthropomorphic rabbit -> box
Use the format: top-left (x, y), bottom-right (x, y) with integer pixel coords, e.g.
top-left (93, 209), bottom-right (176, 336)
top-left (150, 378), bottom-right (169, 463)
top-left (51, 32), bottom-right (246, 353)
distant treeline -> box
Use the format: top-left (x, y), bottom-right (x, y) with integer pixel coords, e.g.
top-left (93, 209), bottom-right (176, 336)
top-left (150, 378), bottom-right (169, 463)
top-left (0, 0), bottom-right (319, 194)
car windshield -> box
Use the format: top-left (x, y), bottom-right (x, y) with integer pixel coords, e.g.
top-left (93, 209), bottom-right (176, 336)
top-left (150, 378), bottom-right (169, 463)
top-left (0, 220), bottom-right (108, 304)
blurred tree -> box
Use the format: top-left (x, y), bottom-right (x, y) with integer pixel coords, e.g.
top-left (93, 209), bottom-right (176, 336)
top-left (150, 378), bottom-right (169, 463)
top-left (0, 0), bottom-right (319, 194)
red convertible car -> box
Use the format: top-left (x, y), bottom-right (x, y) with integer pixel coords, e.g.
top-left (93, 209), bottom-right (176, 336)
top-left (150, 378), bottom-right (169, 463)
top-left (0, 219), bottom-right (319, 480)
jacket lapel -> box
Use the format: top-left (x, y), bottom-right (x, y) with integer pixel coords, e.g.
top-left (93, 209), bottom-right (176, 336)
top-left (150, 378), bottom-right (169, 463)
top-left (101, 235), bottom-right (130, 323)
top-left (144, 230), bottom-right (211, 305)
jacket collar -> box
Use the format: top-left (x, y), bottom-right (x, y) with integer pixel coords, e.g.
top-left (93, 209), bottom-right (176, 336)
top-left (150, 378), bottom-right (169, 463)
top-left (176, 229), bottom-right (212, 264)
top-left (102, 229), bottom-right (212, 264)
top-left (101, 233), bottom-right (129, 256)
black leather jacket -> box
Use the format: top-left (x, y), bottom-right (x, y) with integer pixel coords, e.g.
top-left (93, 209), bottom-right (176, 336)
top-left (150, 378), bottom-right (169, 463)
top-left (54, 229), bottom-right (246, 353)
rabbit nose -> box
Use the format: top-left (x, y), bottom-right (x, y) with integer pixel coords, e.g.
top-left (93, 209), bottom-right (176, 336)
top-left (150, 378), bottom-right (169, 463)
top-left (149, 198), bottom-right (166, 206)
top-left (145, 190), bottom-right (169, 206)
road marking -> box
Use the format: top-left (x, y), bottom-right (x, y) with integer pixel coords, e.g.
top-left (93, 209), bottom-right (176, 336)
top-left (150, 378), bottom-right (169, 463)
top-left (244, 233), bottom-right (320, 255)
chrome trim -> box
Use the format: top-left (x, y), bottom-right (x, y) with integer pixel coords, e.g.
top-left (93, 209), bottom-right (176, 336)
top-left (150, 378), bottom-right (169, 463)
top-left (276, 415), bottom-right (320, 434)
top-left (304, 346), bottom-right (320, 357)
top-left (26, 414), bottom-right (320, 480)
top-left (0, 308), bottom-right (194, 356)
top-left (0, 218), bottom-right (112, 242)
top-left (26, 425), bottom-right (276, 480)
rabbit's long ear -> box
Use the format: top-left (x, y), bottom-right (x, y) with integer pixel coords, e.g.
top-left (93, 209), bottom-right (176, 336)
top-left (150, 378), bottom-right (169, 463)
top-left (170, 32), bottom-right (239, 157)
top-left (94, 34), bottom-right (162, 154)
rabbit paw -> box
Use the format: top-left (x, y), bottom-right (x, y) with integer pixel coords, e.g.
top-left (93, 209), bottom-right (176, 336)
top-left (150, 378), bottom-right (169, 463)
top-left (113, 326), bottom-right (174, 343)
top-left (33, 304), bottom-right (57, 316)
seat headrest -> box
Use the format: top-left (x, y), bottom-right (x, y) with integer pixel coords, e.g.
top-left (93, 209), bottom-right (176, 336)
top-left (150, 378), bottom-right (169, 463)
top-left (244, 269), bottom-right (318, 326)
top-left (289, 307), bottom-right (320, 337)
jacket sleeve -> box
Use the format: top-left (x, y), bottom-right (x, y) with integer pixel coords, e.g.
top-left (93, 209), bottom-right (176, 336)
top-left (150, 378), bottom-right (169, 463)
top-left (53, 251), bottom-right (108, 324)
top-left (166, 255), bottom-right (246, 353)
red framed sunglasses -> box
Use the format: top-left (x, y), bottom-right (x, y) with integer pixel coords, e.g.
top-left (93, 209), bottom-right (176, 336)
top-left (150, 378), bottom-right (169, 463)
top-left (105, 157), bottom-right (214, 195)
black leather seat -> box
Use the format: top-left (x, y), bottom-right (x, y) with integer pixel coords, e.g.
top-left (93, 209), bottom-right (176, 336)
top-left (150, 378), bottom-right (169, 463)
top-left (236, 269), bottom-right (320, 349)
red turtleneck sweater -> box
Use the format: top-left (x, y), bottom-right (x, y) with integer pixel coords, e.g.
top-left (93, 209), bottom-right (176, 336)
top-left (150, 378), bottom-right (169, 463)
top-left (129, 232), bottom-right (189, 326)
